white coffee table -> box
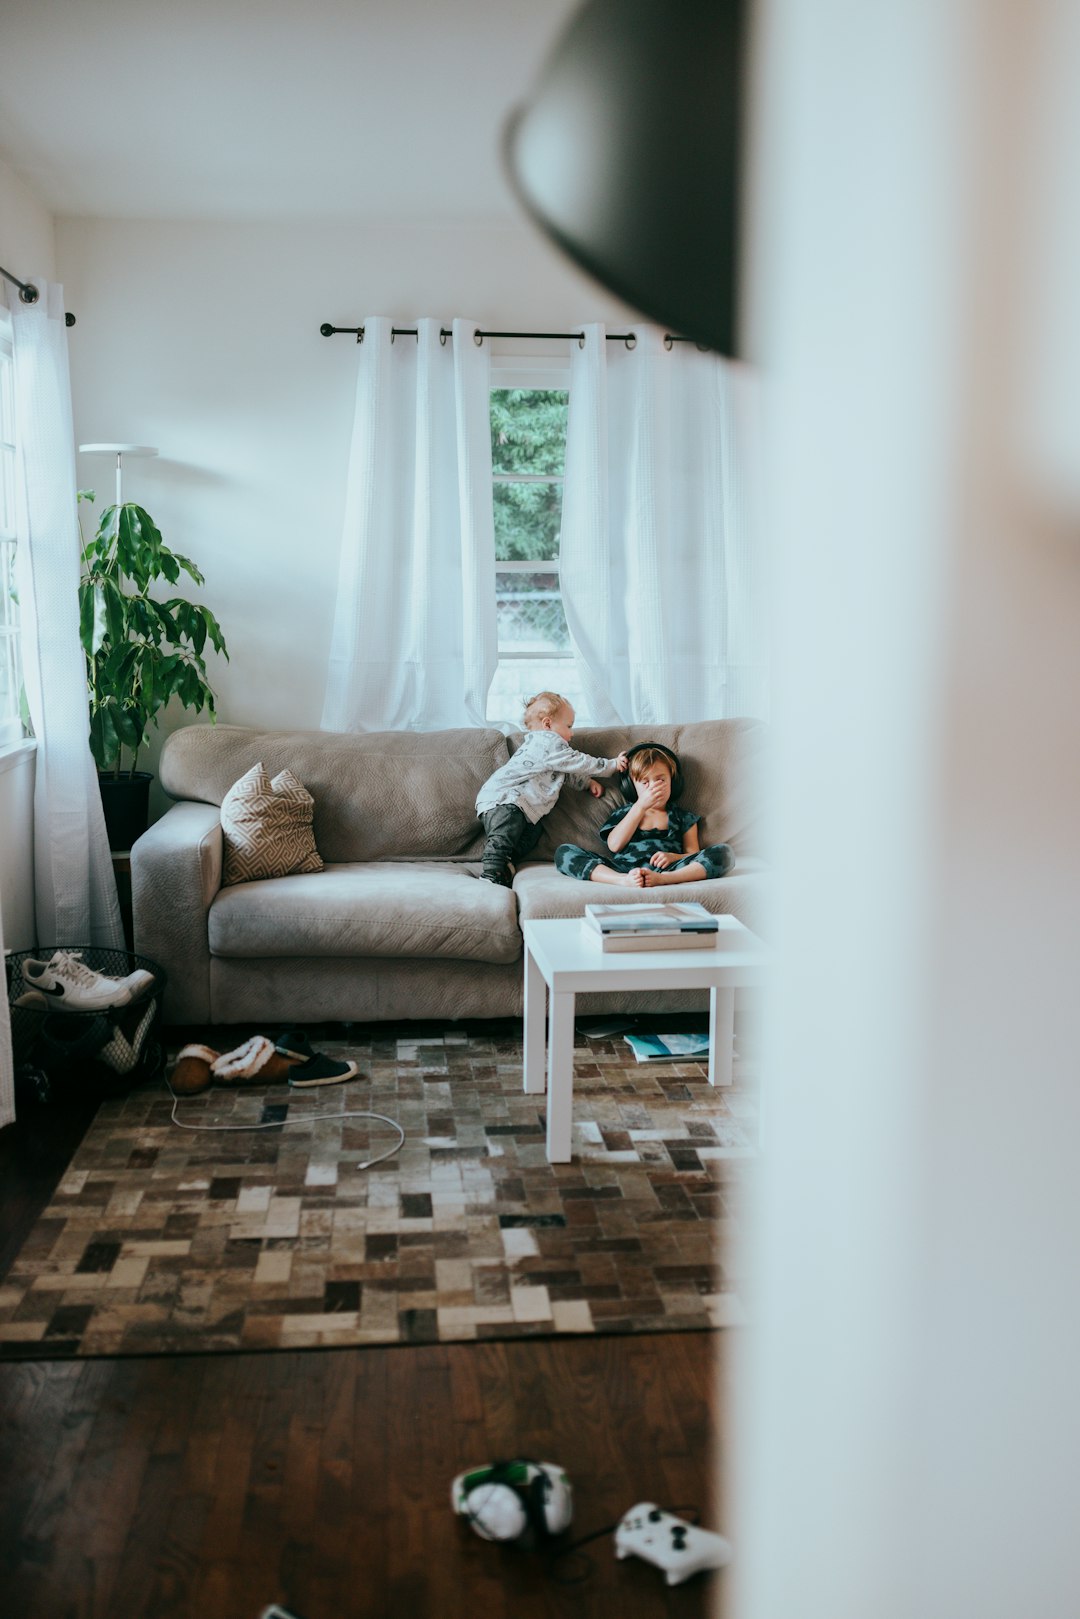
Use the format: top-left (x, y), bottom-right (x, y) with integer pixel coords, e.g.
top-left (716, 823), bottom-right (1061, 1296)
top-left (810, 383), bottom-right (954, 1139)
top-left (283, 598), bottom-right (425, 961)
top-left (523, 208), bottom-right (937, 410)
top-left (522, 915), bottom-right (768, 1162)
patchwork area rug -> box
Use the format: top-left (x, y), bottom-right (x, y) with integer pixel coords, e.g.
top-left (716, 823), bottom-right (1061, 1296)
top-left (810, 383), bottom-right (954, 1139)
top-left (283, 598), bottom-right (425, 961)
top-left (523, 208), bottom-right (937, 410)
top-left (0, 1024), bottom-right (755, 1359)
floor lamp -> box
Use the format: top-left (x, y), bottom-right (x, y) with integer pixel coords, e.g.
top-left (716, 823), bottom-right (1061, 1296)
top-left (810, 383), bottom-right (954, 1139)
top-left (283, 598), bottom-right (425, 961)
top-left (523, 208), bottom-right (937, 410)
top-left (78, 443), bottom-right (158, 508)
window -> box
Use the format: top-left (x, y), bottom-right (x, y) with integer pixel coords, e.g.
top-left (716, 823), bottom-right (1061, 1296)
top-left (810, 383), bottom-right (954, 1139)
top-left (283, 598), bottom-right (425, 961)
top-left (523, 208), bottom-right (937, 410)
top-left (486, 361), bottom-right (591, 726)
top-left (0, 319), bottom-right (25, 748)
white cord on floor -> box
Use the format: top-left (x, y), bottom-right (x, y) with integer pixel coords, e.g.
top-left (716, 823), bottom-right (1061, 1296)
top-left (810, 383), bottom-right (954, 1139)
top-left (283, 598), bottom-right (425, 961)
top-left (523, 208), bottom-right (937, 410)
top-left (166, 1081), bottom-right (405, 1170)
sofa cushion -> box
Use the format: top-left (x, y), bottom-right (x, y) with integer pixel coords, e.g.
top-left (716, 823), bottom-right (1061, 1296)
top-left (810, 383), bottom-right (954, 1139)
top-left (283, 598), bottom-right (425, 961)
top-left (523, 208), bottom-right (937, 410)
top-left (512, 858), bottom-right (771, 941)
top-left (220, 762), bottom-right (324, 885)
top-left (507, 718), bottom-right (769, 864)
top-left (161, 724), bottom-right (511, 863)
top-left (208, 860), bottom-right (521, 965)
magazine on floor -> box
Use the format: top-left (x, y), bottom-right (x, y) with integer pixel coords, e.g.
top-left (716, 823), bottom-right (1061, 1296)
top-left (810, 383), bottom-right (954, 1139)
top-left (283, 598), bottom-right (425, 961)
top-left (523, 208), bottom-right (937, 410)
top-left (623, 1031), bottom-right (711, 1064)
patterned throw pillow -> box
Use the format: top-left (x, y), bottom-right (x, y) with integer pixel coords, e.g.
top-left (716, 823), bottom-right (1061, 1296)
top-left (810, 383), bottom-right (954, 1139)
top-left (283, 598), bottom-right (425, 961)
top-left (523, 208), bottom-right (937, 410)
top-left (220, 762), bottom-right (324, 885)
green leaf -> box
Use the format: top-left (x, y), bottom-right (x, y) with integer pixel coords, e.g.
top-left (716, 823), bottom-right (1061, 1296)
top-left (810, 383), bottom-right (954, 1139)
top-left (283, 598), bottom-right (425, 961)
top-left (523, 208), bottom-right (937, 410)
top-left (79, 583), bottom-right (107, 656)
top-left (89, 705), bottom-right (120, 772)
top-left (200, 607), bottom-right (229, 659)
top-left (174, 602), bottom-right (208, 656)
top-left (136, 653), bottom-right (156, 718)
top-left (111, 705), bottom-right (140, 748)
top-left (149, 600), bottom-right (180, 643)
top-left (102, 577), bottom-right (128, 648)
top-left (116, 504), bottom-right (164, 588)
top-left (108, 643), bottom-right (141, 694)
top-left (96, 503), bottom-right (119, 543)
top-left (171, 552), bottom-right (205, 586)
top-left (167, 599), bottom-right (194, 642)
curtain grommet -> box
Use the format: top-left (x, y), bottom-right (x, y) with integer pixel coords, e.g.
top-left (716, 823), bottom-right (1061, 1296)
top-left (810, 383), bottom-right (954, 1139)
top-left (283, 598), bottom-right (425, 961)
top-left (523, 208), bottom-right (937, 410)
top-left (440, 329), bottom-right (449, 346)
top-left (474, 329), bottom-right (483, 346)
top-left (578, 333), bottom-right (586, 349)
top-left (663, 334), bottom-right (674, 350)
top-left (625, 333), bottom-right (636, 350)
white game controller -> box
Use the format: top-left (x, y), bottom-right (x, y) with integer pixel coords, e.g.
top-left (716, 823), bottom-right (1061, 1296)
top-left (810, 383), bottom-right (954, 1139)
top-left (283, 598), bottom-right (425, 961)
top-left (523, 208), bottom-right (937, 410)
top-left (614, 1502), bottom-right (732, 1586)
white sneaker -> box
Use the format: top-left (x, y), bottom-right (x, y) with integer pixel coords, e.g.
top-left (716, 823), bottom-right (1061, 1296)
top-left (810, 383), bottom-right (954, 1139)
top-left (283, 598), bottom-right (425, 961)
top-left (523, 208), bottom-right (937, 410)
top-left (117, 967), bottom-right (156, 1001)
top-left (20, 949), bottom-right (134, 1013)
top-left (98, 999), bottom-right (158, 1074)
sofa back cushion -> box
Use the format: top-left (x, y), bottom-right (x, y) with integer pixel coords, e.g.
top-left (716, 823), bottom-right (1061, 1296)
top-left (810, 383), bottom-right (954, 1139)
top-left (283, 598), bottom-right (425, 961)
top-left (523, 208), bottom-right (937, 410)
top-left (508, 718), bottom-right (769, 862)
top-left (160, 724), bottom-right (511, 861)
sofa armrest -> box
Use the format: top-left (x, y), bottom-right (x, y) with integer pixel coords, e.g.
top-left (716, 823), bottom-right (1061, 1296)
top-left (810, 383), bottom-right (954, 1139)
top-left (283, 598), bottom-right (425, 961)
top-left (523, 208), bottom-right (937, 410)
top-left (131, 801), bottom-right (222, 1024)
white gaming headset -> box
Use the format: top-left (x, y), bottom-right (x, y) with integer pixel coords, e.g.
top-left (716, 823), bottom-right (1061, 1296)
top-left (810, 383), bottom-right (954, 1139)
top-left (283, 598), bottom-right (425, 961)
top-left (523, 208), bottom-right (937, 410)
top-left (451, 1460), bottom-right (573, 1544)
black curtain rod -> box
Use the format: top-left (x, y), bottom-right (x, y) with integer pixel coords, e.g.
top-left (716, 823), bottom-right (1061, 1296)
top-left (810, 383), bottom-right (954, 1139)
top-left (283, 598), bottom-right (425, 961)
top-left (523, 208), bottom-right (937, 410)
top-left (319, 322), bottom-right (709, 351)
top-left (0, 264), bottom-right (76, 326)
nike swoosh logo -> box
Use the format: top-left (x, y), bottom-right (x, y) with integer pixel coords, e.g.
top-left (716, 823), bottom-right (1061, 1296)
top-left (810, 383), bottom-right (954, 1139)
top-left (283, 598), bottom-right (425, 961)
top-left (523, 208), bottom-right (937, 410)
top-left (34, 981), bottom-right (67, 997)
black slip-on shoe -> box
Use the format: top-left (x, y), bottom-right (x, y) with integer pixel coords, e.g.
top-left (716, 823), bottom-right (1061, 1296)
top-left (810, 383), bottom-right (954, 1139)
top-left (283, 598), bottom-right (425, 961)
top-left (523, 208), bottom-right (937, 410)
top-left (285, 1051), bottom-right (360, 1088)
top-left (274, 1029), bottom-right (318, 1062)
top-left (273, 1030), bottom-right (359, 1087)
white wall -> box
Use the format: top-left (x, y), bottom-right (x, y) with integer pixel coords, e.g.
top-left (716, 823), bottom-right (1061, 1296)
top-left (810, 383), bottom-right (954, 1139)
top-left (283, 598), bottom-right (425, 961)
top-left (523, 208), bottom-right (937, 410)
top-left (733, 3), bottom-right (1080, 1617)
top-left (0, 151), bottom-right (54, 950)
top-left (0, 153), bottom-right (55, 296)
top-left (55, 216), bottom-right (639, 819)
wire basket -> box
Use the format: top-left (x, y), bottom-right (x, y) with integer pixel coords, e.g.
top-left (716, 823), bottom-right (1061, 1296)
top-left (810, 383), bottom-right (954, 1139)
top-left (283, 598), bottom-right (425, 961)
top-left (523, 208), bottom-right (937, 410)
top-left (6, 945), bottom-right (168, 1104)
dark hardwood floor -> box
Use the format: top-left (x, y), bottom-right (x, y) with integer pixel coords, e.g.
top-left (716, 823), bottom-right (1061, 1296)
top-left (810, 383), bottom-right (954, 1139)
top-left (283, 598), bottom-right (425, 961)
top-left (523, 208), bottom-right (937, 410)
top-left (0, 1077), bottom-right (724, 1619)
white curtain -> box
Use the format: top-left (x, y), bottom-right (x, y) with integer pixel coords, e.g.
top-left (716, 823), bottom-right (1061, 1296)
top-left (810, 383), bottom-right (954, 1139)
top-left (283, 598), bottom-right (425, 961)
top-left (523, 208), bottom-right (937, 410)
top-left (560, 322), bottom-right (768, 725)
top-left (0, 895), bottom-right (13, 1128)
top-left (322, 316), bottom-right (496, 732)
top-left (12, 281), bottom-right (124, 952)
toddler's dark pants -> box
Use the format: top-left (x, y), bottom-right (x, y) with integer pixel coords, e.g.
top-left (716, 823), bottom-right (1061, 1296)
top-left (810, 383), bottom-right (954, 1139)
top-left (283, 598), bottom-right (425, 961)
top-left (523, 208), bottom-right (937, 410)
top-left (480, 805), bottom-right (544, 882)
top-left (553, 843), bottom-right (735, 881)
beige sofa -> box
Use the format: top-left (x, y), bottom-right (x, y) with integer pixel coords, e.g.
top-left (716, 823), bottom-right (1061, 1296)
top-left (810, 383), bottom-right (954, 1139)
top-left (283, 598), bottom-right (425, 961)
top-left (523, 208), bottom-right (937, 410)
top-left (132, 719), bottom-right (769, 1027)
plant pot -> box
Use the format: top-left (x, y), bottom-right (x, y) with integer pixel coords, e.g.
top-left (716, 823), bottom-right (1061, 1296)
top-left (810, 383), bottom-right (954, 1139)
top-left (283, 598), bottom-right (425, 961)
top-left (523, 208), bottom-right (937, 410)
top-left (97, 770), bottom-right (153, 851)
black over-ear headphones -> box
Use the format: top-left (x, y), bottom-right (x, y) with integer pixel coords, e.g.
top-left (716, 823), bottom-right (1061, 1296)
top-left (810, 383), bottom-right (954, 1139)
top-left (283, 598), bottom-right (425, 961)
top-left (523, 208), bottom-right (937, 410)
top-left (619, 741), bottom-right (685, 802)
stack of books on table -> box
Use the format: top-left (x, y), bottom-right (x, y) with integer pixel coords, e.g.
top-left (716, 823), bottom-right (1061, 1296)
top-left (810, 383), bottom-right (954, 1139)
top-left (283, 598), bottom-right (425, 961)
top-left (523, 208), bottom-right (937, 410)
top-left (583, 901), bottom-right (721, 952)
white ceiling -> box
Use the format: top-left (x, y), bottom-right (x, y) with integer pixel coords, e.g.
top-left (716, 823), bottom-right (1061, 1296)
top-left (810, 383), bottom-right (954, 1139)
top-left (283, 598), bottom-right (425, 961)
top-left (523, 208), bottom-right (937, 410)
top-left (0, 0), bottom-right (581, 222)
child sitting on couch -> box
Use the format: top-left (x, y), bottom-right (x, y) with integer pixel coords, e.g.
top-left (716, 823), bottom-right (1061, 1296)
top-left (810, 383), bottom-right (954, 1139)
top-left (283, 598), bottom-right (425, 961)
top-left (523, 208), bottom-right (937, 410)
top-left (554, 742), bottom-right (734, 887)
top-left (475, 692), bottom-right (628, 887)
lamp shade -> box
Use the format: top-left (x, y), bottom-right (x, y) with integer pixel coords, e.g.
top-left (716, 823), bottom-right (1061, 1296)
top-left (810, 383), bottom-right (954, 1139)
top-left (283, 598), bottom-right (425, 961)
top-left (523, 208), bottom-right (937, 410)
top-left (503, 0), bottom-right (747, 356)
top-left (78, 445), bottom-right (158, 509)
top-left (78, 444), bottom-right (158, 458)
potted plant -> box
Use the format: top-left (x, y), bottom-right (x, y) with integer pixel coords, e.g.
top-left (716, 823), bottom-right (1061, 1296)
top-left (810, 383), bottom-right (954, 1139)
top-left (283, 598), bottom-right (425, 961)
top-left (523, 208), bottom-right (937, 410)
top-left (78, 493), bottom-right (229, 849)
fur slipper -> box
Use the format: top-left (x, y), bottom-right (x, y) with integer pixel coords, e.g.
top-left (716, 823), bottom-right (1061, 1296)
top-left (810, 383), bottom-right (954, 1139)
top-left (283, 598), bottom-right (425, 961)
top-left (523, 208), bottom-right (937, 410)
top-left (169, 1044), bottom-right (219, 1096)
top-left (210, 1035), bottom-right (295, 1086)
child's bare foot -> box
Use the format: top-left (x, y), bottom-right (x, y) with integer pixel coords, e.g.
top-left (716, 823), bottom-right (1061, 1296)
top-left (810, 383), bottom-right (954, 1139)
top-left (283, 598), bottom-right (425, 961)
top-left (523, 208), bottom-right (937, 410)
top-left (642, 866), bottom-right (706, 886)
top-left (613, 868), bottom-right (647, 887)
top-left (642, 868), bottom-right (685, 886)
top-left (587, 866), bottom-right (646, 887)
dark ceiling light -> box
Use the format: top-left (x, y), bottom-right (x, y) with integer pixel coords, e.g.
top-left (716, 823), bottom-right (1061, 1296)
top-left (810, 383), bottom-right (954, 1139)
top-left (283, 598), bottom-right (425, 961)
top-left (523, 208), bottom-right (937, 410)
top-left (503, 0), bottom-right (748, 357)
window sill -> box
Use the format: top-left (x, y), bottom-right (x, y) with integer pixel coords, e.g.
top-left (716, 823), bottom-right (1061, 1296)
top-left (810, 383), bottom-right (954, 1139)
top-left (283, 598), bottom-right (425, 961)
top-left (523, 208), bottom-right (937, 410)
top-left (0, 737), bottom-right (36, 777)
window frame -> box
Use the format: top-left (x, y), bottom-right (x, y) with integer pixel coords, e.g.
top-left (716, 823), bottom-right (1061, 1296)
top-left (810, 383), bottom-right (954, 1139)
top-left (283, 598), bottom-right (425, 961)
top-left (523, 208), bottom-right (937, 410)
top-left (489, 355), bottom-right (572, 667)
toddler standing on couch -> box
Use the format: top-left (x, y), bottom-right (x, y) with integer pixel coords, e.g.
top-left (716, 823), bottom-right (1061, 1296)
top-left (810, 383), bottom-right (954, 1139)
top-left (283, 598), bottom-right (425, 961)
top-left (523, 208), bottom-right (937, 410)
top-left (475, 692), bottom-right (627, 887)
